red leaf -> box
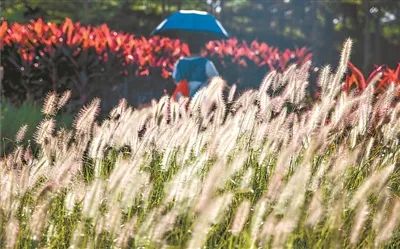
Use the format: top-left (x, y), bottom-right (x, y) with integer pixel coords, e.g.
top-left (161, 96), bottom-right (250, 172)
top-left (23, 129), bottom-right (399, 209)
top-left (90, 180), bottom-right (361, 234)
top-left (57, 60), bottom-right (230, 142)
top-left (62, 18), bottom-right (74, 44)
top-left (348, 62), bottom-right (366, 90)
top-left (139, 68), bottom-right (149, 76)
top-left (395, 63), bottom-right (400, 79)
top-left (0, 21), bottom-right (7, 46)
top-left (161, 69), bottom-right (170, 78)
top-left (33, 18), bottom-right (44, 36)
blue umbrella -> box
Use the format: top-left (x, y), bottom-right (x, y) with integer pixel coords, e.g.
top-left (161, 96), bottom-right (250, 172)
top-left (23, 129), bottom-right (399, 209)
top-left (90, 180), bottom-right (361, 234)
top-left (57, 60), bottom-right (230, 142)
top-left (151, 10), bottom-right (229, 39)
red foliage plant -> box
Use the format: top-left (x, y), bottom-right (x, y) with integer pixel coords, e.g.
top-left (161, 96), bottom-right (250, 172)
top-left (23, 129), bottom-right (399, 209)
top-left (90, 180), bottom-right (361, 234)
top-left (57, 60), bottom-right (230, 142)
top-left (0, 18), bottom-right (189, 78)
top-left (0, 18), bottom-right (311, 105)
top-left (344, 62), bottom-right (400, 95)
top-left (0, 18), bottom-right (311, 77)
top-left (205, 39), bottom-right (312, 71)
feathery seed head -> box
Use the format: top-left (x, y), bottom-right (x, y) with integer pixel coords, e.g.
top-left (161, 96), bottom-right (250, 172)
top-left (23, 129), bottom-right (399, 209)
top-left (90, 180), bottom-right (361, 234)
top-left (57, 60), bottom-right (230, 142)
top-left (57, 90), bottom-right (72, 110)
top-left (15, 124), bottom-right (28, 143)
top-left (74, 98), bottom-right (101, 133)
top-left (231, 200), bottom-right (251, 236)
top-left (42, 91), bottom-right (58, 116)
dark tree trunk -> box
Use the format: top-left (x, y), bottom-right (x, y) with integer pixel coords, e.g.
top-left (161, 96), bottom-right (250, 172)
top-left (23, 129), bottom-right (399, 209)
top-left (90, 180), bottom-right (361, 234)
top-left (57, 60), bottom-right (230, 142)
top-left (162, 0), bottom-right (166, 15)
top-left (362, 0), bottom-right (371, 72)
top-left (310, 1), bottom-right (319, 63)
top-left (374, 8), bottom-right (382, 65)
top-left (177, 0), bottom-right (182, 10)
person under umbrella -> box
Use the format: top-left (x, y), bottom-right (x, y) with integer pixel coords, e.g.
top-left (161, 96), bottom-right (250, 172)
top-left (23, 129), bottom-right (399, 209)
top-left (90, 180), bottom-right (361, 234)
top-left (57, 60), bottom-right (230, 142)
top-left (152, 10), bottom-right (229, 100)
top-left (172, 39), bottom-right (219, 100)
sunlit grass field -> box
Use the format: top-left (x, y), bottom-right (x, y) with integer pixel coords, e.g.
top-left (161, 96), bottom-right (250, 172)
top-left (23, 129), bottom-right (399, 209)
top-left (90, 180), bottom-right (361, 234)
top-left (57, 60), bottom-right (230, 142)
top-left (1, 40), bottom-right (399, 249)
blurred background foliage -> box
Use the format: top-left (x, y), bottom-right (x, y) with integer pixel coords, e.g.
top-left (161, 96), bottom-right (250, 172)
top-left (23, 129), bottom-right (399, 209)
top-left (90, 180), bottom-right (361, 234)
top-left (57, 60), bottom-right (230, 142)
top-left (2, 0), bottom-right (400, 72)
top-left (0, 100), bottom-right (73, 154)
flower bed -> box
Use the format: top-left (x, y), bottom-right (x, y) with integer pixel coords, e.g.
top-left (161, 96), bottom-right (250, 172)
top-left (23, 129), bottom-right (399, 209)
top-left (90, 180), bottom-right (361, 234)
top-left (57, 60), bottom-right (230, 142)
top-left (0, 18), bottom-right (311, 105)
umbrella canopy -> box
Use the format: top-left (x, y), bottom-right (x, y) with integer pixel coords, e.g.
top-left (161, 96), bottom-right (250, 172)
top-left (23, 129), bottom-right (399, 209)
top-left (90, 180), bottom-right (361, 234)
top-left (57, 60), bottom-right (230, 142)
top-left (151, 10), bottom-right (229, 39)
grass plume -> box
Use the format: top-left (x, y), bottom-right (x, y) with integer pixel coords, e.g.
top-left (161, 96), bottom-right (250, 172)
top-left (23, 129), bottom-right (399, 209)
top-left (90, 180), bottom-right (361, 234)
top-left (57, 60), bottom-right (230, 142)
top-left (1, 39), bottom-right (400, 248)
